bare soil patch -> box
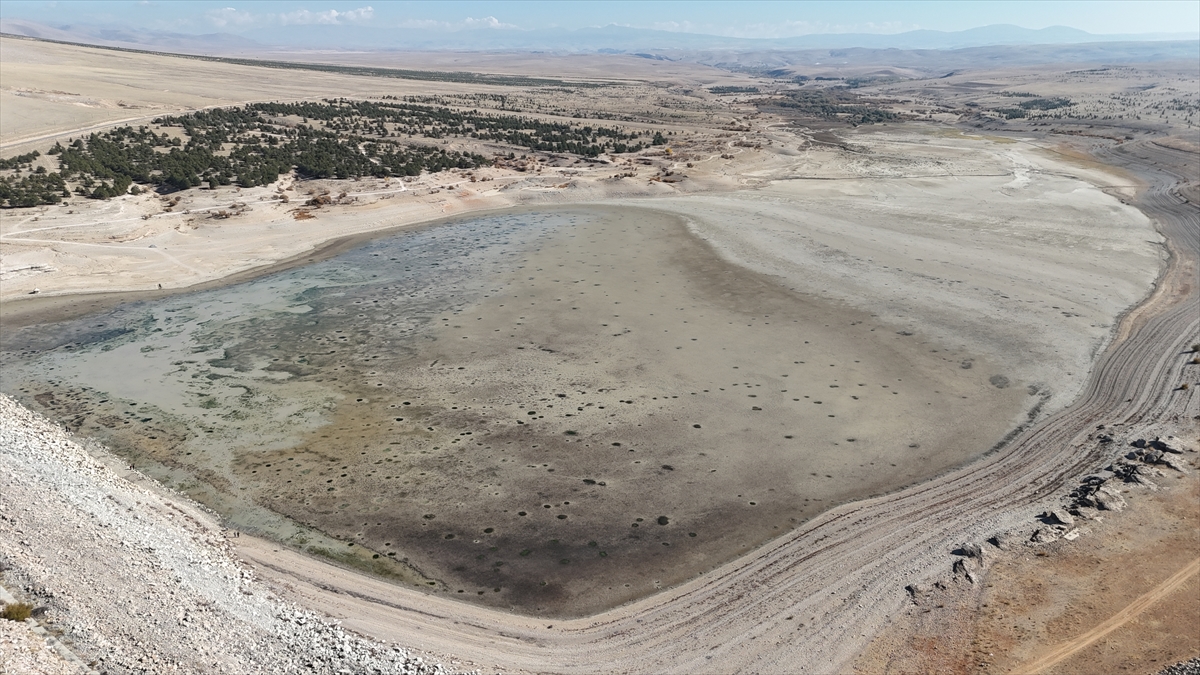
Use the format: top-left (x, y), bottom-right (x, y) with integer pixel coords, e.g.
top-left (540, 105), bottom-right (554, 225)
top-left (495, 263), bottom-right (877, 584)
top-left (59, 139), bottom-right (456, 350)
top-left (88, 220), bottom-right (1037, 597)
top-left (852, 455), bottom-right (1200, 675)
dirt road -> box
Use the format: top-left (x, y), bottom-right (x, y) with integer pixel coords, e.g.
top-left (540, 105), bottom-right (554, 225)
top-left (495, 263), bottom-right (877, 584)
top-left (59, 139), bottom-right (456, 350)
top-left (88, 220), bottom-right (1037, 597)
top-left (1021, 556), bottom-right (1200, 673)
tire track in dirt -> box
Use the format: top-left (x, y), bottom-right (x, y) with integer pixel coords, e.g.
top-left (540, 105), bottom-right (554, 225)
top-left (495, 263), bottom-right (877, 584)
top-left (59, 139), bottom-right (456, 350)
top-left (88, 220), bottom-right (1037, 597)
top-left (1023, 557), bottom-right (1200, 673)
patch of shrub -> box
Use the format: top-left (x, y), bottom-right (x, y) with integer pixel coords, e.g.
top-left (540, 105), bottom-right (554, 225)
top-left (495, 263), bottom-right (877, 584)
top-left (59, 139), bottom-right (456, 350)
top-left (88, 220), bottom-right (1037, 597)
top-left (1, 602), bottom-right (33, 622)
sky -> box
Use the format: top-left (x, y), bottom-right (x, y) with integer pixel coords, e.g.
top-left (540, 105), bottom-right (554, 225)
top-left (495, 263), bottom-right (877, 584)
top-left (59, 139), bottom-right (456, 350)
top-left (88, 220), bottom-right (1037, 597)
top-left (3, 0), bottom-right (1198, 38)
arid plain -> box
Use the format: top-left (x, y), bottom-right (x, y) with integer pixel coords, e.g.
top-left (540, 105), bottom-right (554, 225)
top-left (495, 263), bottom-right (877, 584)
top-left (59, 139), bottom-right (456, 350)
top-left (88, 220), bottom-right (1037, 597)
top-left (1, 34), bottom-right (1197, 674)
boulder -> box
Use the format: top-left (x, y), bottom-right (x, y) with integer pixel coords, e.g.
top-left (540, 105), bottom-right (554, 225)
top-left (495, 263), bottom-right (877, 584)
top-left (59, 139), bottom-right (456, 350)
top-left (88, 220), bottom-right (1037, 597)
top-left (1044, 509), bottom-right (1075, 526)
top-left (955, 542), bottom-right (983, 559)
top-left (952, 558), bottom-right (975, 583)
top-left (987, 534), bottom-right (1008, 551)
top-left (1094, 486), bottom-right (1127, 512)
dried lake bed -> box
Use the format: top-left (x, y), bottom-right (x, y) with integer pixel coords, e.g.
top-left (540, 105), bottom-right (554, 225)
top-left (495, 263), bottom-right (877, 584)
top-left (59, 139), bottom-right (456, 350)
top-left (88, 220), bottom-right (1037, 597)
top-left (0, 142), bottom-right (1164, 616)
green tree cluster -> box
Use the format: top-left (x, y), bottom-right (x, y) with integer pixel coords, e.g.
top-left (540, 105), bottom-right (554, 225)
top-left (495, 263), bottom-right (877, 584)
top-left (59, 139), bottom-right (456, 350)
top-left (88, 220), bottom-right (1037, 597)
top-left (0, 151), bottom-right (40, 170)
top-left (0, 170), bottom-right (67, 207)
top-left (770, 89), bottom-right (900, 124)
top-left (2, 99), bottom-right (663, 207)
top-left (250, 100), bottom-right (648, 156)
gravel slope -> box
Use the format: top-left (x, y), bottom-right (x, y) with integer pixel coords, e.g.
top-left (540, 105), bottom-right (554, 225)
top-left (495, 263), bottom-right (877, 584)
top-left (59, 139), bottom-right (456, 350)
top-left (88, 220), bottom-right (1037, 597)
top-left (0, 617), bottom-right (87, 675)
top-left (0, 394), bottom-right (483, 675)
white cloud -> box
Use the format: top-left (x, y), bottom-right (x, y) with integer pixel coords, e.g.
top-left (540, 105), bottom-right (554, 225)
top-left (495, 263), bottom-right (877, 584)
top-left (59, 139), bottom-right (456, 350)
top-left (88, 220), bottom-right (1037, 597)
top-left (462, 16), bottom-right (518, 30)
top-left (396, 15), bottom-right (518, 32)
top-left (207, 7), bottom-right (255, 28)
top-left (280, 6), bottom-right (374, 26)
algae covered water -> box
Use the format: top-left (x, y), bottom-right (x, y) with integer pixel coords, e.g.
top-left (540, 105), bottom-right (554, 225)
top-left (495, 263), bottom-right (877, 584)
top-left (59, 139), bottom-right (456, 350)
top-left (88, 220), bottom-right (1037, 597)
top-left (1, 210), bottom-right (570, 582)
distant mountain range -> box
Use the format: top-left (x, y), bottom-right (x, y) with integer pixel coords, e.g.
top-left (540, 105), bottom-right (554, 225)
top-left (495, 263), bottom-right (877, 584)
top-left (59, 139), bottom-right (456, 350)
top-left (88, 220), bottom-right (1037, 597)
top-left (0, 19), bottom-right (262, 54)
top-left (2, 18), bottom-right (1196, 54)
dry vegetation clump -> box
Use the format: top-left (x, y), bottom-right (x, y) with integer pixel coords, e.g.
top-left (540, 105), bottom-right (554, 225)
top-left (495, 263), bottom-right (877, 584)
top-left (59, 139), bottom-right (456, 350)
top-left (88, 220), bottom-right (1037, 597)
top-left (1, 602), bottom-right (34, 622)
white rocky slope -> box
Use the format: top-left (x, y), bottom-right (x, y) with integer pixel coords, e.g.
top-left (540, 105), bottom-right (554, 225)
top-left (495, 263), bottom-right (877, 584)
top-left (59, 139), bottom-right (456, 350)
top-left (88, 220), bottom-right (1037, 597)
top-left (0, 394), bottom-right (476, 675)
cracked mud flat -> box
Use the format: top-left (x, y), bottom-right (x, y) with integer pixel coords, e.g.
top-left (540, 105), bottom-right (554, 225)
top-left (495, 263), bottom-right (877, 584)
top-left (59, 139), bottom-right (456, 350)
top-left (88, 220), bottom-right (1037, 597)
top-left (0, 134), bottom-right (1163, 618)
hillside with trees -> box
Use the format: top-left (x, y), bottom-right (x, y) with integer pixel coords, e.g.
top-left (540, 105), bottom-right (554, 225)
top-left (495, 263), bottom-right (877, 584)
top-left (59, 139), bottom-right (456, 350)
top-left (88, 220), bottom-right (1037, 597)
top-left (0, 99), bottom-right (659, 208)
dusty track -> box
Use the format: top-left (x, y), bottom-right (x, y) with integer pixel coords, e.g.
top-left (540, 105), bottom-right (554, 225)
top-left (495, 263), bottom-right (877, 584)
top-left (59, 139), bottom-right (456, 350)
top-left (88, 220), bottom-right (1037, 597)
top-left (232, 135), bottom-right (1198, 674)
top-left (1022, 556), bottom-right (1200, 673)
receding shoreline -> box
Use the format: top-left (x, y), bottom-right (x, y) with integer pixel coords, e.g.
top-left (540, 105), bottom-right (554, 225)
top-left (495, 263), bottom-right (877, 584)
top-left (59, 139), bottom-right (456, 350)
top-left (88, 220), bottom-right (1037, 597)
top-left (1, 203), bottom-right (549, 330)
top-left (0, 135), bottom-right (1190, 674)
top-left (2, 201), bottom-right (1040, 616)
top-left (1, 125), bottom-right (1169, 617)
